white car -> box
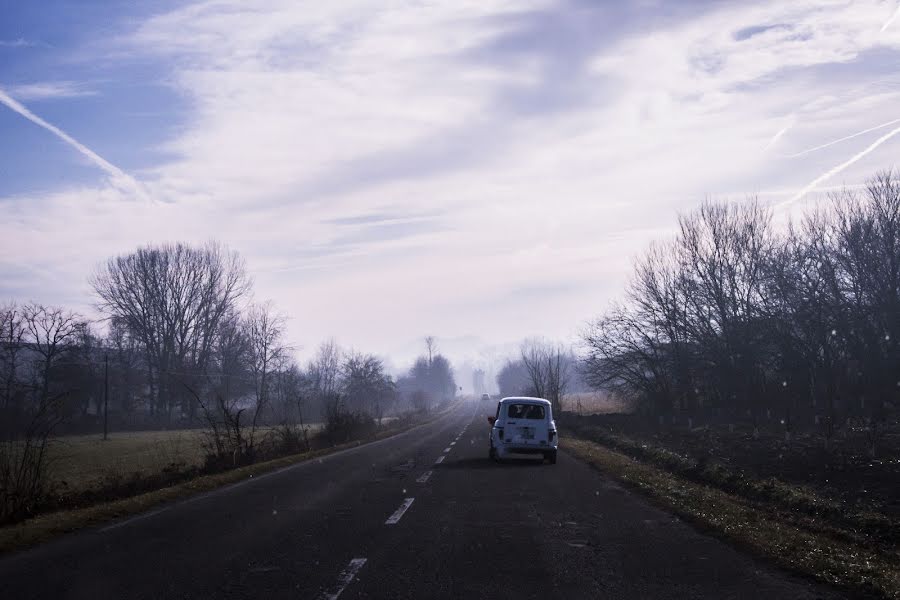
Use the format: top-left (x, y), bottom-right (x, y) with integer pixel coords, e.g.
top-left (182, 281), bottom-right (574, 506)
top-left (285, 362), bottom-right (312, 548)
top-left (488, 397), bottom-right (557, 464)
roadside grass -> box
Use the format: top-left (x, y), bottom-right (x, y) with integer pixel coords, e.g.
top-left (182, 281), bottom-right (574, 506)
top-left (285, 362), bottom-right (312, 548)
top-left (0, 409), bottom-right (448, 555)
top-left (45, 424), bottom-right (329, 494)
top-left (566, 425), bottom-right (899, 543)
top-left (0, 443), bottom-right (340, 555)
top-left (564, 436), bottom-right (900, 599)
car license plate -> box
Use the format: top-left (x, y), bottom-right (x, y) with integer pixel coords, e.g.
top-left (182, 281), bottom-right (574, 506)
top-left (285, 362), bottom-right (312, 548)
top-left (519, 428), bottom-right (534, 440)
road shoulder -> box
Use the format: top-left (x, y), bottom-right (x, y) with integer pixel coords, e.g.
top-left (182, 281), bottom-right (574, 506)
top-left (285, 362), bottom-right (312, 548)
top-left (563, 435), bottom-right (896, 599)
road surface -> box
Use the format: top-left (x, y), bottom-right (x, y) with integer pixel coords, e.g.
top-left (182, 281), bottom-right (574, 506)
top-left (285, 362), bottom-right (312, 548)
top-left (0, 401), bottom-right (835, 599)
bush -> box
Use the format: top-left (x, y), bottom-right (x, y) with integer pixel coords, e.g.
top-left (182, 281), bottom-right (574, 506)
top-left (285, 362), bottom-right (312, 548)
top-left (271, 423), bottom-right (310, 455)
top-left (0, 404), bottom-right (63, 524)
top-left (322, 401), bottom-right (376, 445)
top-left (0, 439), bottom-right (50, 523)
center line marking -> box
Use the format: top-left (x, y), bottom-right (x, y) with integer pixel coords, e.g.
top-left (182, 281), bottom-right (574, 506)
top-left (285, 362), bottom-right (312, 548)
top-left (416, 470), bottom-right (432, 483)
top-left (385, 498), bottom-right (415, 525)
top-left (435, 455), bottom-right (445, 464)
top-left (450, 441), bottom-right (456, 446)
top-left (320, 557), bottom-right (367, 600)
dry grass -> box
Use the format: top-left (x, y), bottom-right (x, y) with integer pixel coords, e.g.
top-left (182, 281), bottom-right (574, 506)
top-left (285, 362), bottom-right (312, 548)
top-left (44, 424), bottom-right (332, 494)
top-left (561, 391), bottom-right (632, 415)
top-left (46, 430), bottom-right (206, 492)
top-left (565, 437), bottom-right (900, 599)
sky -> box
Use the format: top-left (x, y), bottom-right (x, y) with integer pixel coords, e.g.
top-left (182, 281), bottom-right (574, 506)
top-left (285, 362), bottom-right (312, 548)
top-left (2, 0), bottom-right (900, 388)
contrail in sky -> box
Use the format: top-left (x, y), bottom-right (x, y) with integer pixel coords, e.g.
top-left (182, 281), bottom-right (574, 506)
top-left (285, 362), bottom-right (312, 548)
top-left (0, 87), bottom-right (141, 192)
top-left (882, 3), bottom-right (900, 31)
top-left (785, 122), bottom-right (900, 205)
top-left (786, 117), bottom-right (900, 158)
top-left (763, 121), bottom-right (793, 152)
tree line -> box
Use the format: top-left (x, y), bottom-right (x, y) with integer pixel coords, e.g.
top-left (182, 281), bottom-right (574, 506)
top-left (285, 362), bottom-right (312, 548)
top-left (1, 241), bottom-right (457, 521)
top-left (580, 170), bottom-right (900, 441)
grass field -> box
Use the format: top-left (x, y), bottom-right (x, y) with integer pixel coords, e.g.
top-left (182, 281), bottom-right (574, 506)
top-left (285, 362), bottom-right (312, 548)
top-left (45, 423), bottom-right (328, 494)
top-left (46, 430), bottom-right (208, 493)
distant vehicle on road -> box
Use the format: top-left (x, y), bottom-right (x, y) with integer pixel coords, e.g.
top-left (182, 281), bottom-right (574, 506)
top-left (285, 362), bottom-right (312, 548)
top-left (487, 397), bottom-right (557, 464)
top-left (481, 393), bottom-right (491, 402)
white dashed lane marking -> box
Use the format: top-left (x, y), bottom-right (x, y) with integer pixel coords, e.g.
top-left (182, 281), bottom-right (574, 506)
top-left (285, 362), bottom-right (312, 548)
top-left (443, 447), bottom-right (451, 453)
top-left (320, 558), bottom-right (367, 600)
top-left (416, 470), bottom-right (432, 483)
top-left (435, 455), bottom-right (445, 464)
top-left (385, 498), bottom-right (415, 525)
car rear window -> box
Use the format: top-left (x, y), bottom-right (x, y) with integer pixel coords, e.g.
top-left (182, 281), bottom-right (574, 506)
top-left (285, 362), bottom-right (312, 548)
top-left (507, 403), bottom-right (545, 419)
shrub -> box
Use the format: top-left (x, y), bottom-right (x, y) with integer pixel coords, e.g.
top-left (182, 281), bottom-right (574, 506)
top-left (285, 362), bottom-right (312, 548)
top-left (322, 400), bottom-right (376, 444)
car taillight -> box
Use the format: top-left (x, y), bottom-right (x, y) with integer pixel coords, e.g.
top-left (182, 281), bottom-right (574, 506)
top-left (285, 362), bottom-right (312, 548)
top-left (549, 430), bottom-right (556, 441)
top-left (498, 427), bottom-right (504, 440)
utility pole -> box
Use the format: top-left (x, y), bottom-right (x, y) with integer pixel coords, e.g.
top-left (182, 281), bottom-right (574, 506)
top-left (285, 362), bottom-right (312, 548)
top-left (103, 353), bottom-right (109, 441)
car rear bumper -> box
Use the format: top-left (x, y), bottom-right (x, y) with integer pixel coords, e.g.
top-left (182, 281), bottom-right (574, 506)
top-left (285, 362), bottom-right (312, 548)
top-left (498, 443), bottom-right (557, 454)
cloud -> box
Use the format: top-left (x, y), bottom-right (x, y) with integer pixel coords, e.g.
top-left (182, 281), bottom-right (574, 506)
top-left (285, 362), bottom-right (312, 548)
top-left (4, 0), bottom-right (900, 365)
top-left (7, 81), bottom-right (97, 101)
top-left (734, 24), bottom-right (791, 41)
top-left (0, 87), bottom-right (142, 194)
top-left (0, 38), bottom-right (35, 48)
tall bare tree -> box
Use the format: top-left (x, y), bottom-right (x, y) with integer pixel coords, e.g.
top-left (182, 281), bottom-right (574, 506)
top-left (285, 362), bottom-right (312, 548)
top-left (309, 339), bottom-right (341, 399)
top-left (424, 336), bottom-right (436, 365)
top-left (520, 339), bottom-right (570, 415)
top-left (91, 241), bottom-right (250, 420)
top-left (243, 302), bottom-right (289, 450)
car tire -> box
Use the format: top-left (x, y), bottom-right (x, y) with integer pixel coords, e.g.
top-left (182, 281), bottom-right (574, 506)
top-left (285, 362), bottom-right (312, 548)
top-left (547, 450), bottom-right (557, 465)
top-left (489, 446), bottom-right (497, 461)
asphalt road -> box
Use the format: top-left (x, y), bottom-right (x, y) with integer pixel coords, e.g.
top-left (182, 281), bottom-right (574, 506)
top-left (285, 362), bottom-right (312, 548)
top-left (0, 401), bottom-right (837, 599)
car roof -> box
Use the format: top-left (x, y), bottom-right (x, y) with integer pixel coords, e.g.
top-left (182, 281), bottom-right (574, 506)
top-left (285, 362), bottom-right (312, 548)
top-left (499, 396), bottom-right (551, 406)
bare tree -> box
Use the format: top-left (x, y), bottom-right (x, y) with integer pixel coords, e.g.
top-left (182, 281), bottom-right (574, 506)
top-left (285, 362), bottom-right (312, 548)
top-left (243, 302), bottom-right (289, 450)
top-left (520, 339), bottom-right (570, 415)
top-left (677, 200), bottom-right (774, 421)
top-left (341, 352), bottom-right (395, 421)
top-left (424, 336), bottom-right (436, 365)
top-left (270, 363), bottom-right (311, 452)
top-left (185, 301), bottom-right (289, 465)
top-left (1, 304), bottom-right (83, 521)
top-left (91, 241), bottom-right (250, 421)
top-left (496, 359), bottom-right (531, 397)
top-left (309, 339), bottom-right (341, 398)
top-left (105, 316), bottom-right (142, 417)
top-left (405, 348), bottom-right (456, 411)
top-left (581, 170), bottom-right (900, 450)
top-left (0, 303), bottom-right (26, 412)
